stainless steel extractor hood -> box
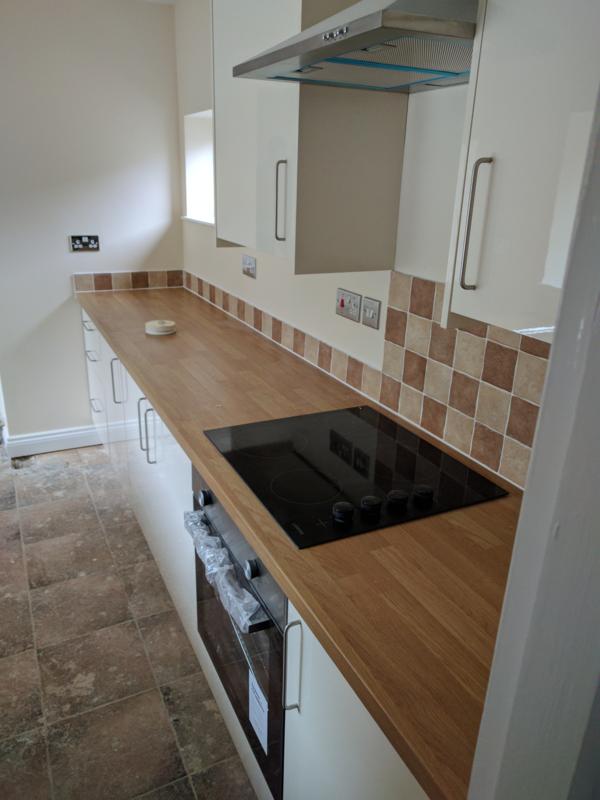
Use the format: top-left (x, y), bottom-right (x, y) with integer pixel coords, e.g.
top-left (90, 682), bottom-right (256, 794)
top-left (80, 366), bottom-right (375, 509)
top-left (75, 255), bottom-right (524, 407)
top-left (234, 0), bottom-right (477, 93)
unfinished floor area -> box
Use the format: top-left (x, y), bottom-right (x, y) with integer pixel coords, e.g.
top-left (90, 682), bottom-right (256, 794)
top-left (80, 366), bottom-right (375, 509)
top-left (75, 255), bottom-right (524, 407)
top-left (0, 445), bottom-right (256, 800)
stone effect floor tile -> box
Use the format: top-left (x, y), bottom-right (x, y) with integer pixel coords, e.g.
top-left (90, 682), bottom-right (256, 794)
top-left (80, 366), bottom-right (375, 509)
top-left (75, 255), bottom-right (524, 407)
top-left (0, 587), bottom-right (33, 657)
top-left (0, 528), bottom-right (27, 592)
top-left (103, 521), bottom-right (153, 567)
top-left (48, 690), bottom-right (185, 800)
top-left (14, 466), bottom-right (88, 507)
top-left (39, 621), bottom-right (155, 722)
top-left (161, 673), bottom-right (235, 774)
top-left (26, 529), bottom-right (114, 589)
top-left (31, 571), bottom-right (131, 649)
top-left (20, 497), bottom-right (100, 544)
top-left (134, 777), bottom-right (196, 800)
top-left (0, 474), bottom-right (16, 511)
top-left (0, 650), bottom-right (43, 739)
top-left (0, 729), bottom-right (51, 800)
top-left (192, 757), bottom-right (257, 800)
top-left (138, 611), bottom-right (199, 685)
top-left (121, 561), bottom-right (173, 618)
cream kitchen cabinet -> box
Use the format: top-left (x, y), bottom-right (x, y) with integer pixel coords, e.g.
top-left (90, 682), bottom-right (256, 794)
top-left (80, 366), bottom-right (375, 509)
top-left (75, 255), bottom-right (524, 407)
top-left (81, 310), bottom-right (108, 447)
top-left (283, 603), bottom-right (427, 800)
top-left (443, 0), bottom-right (600, 337)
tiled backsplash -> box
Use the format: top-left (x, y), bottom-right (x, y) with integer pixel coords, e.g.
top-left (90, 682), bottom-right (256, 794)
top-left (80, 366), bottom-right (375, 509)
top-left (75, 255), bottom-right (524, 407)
top-left (73, 268), bottom-right (550, 489)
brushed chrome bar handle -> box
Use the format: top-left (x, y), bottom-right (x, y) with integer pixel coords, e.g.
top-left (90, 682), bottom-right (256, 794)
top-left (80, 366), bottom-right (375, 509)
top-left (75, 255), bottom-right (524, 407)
top-left (82, 319), bottom-right (95, 332)
top-left (459, 156), bottom-right (493, 291)
top-left (90, 398), bottom-right (103, 414)
top-left (137, 397), bottom-right (147, 451)
top-left (85, 349), bottom-right (99, 363)
top-left (275, 159), bottom-right (287, 242)
top-left (144, 407), bottom-right (157, 464)
top-left (282, 619), bottom-right (302, 712)
top-left (110, 358), bottom-right (123, 405)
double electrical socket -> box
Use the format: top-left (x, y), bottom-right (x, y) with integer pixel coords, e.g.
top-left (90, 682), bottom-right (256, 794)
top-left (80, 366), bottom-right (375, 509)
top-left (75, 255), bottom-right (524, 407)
top-left (336, 288), bottom-right (381, 330)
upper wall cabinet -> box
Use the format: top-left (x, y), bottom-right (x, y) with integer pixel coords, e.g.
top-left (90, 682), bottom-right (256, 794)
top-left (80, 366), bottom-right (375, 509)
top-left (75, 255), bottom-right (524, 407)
top-left (212, 0), bottom-right (408, 273)
top-left (443, 0), bottom-right (600, 338)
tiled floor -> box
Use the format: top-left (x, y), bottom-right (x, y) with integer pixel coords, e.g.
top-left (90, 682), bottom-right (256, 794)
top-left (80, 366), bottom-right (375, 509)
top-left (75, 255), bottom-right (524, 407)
top-left (0, 446), bottom-right (256, 800)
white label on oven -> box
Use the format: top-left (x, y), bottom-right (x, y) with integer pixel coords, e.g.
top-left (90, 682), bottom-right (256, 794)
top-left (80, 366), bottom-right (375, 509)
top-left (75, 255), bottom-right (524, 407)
top-left (249, 670), bottom-right (268, 755)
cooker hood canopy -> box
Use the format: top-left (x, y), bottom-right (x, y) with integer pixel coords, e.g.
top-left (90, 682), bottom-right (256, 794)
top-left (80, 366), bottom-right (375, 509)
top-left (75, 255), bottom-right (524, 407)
top-left (233, 0), bottom-right (477, 93)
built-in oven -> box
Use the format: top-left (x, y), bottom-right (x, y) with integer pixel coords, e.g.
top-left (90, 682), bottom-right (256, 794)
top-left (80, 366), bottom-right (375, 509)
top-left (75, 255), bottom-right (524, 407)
top-left (192, 468), bottom-right (286, 800)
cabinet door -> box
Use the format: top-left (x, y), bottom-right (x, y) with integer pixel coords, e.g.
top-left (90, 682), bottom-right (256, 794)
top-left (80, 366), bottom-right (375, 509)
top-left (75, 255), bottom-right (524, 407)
top-left (283, 604), bottom-right (427, 800)
top-left (81, 311), bottom-right (108, 446)
top-left (99, 338), bottom-right (127, 471)
top-left (213, 0), bottom-right (300, 257)
top-left (446, 0), bottom-right (600, 336)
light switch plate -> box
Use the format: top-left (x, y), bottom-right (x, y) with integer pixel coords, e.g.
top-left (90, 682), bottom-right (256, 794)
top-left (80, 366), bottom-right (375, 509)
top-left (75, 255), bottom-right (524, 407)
top-left (70, 235), bottom-right (99, 252)
top-left (242, 254), bottom-right (257, 278)
top-left (362, 296), bottom-right (381, 330)
top-left (336, 288), bottom-right (362, 323)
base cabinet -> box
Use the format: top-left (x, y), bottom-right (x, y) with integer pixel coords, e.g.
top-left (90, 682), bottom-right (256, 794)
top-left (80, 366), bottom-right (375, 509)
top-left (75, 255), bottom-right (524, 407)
top-left (283, 604), bottom-right (427, 800)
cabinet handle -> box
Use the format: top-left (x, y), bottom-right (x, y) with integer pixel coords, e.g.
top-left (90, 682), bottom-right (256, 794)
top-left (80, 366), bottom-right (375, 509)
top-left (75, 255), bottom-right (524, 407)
top-left (282, 619), bottom-right (302, 712)
top-left (90, 397), bottom-right (103, 414)
top-left (275, 159), bottom-right (287, 242)
top-left (82, 319), bottom-right (95, 332)
top-left (110, 358), bottom-right (123, 405)
top-left (85, 349), bottom-right (99, 362)
top-left (459, 156), bottom-right (493, 291)
top-left (144, 407), bottom-right (157, 464)
top-left (137, 397), bottom-right (148, 451)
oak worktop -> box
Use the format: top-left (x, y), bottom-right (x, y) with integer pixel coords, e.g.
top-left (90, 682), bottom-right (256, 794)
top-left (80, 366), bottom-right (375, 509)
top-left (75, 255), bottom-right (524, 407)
top-left (77, 288), bottom-right (520, 800)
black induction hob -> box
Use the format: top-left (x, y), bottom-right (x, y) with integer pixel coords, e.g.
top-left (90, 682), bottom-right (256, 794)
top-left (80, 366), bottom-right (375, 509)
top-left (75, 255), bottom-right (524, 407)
top-left (205, 406), bottom-right (508, 549)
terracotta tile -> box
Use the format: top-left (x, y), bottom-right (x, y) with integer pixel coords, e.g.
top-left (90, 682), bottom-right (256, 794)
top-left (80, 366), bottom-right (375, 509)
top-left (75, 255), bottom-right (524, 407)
top-left (0, 729), bottom-right (51, 800)
top-left (318, 342), bottom-right (332, 371)
top-left (282, 323), bottom-right (294, 350)
top-left (221, 291), bottom-right (229, 311)
top-left (384, 308), bottom-right (407, 347)
top-left (192, 756), bottom-right (255, 800)
top-left (421, 397), bottom-right (447, 438)
top-left (450, 313), bottom-right (488, 338)
top-left (428, 323), bottom-right (456, 366)
top-left (500, 438), bottom-right (531, 488)
top-left (449, 371), bottom-right (479, 417)
top-left (409, 277), bottom-right (436, 319)
top-left (94, 274), bottom-right (112, 291)
top-left (482, 341), bottom-right (518, 391)
top-left (424, 360), bottom-right (452, 404)
top-left (379, 375), bottom-right (401, 410)
top-left (432, 283), bottom-right (445, 324)
top-left (26, 530), bottom-right (113, 589)
top-left (103, 522), bottom-right (152, 568)
top-left (31, 572), bottom-right (131, 649)
top-left (253, 308), bottom-right (262, 331)
top-left (132, 271), bottom-right (149, 289)
top-left (161, 673), bottom-right (234, 773)
top-left (488, 325), bottom-right (521, 349)
top-left (507, 396), bottom-right (539, 447)
top-left (405, 315), bottom-right (432, 357)
top-left (73, 274), bottom-right (93, 292)
top-left (236, 300), bottom-right (245, 321)
top-left (120, 562), bottom-right (172, 619)
top-left (471, 423), bottom-right (503, 471)
top-left (20, 497), bottom-right (99, 544)
top-left (346, 357), bottom-right (364, 390)
top-left (0, 650), bottom-right (43, 739)
top-left (331, 349), bottom-right (348, 381)
top-left (112, 273), bottom-right (132, 291)
top-left (209, 285), bottom-right (216, 304)
top-left (361, 366), bottom-right (382, 400)
top-left (184, 271), bottom-right (192, 289)
top-left (260, 312), bottom-right (272, 338)
top-left (520, 336), bottom-right (551, 359)
top-left (167, 270), bottom-right (183, 287)
top-left (0, 588), bottom-right (33, 657)
top-left (454, 331), bottom-right (485, 379)
top-left (476, 383), bottom-right (511, 434)
top-left (39, 622), bottom-right (154, 723)
top-left (148, 271), bottom-right (167, 289)
top-left (304, 335), bottom-right (319, 364)
top-left (399, 385), bottom-right (423, 424)
top-left (271, 318), bottom-right (282, 343)
top-left (293, 329), bottom-right (306, 357)
top-left (138, 610), bottom-right (199, 685)
top-left (513, 352), bottom-right (547, 404)
top-left (48, 690), bottom-right (185, 800)
top-left (403, 350), bottom-right (427, 391)
top-left (382, 341), bottom-right (404, 382)
top-left (388, 272), bottom-right (412, 311)
top-left (445, 408), bottom-right (474, 453)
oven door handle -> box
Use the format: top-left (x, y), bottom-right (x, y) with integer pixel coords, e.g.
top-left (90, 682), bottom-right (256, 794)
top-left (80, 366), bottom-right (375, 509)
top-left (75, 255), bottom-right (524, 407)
top-left (282, 619), bottom-right (303, 712)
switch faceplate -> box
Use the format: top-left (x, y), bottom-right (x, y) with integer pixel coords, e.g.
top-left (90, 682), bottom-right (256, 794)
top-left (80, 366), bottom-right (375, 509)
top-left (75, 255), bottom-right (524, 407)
top-left (242, 254), bottom-right (257, 278)
top-left (362, 297), bottom-right (381, 330)
top-left (70, 235), bottom-right (99, 252)
top-left (336, 288), bottom-right (362, 323)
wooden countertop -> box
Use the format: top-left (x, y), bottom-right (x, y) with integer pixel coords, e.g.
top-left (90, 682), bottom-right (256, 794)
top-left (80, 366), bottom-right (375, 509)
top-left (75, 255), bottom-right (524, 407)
top-left (78, 289), bottom-right (519, 800)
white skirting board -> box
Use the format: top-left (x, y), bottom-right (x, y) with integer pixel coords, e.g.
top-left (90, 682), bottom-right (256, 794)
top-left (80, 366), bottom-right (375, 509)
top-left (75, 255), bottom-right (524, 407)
top-left (6, 425), bottom-right (101, 457)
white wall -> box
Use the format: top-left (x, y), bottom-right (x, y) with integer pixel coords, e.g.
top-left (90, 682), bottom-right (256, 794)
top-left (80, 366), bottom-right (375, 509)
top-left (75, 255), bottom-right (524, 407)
top-left (0, 0), bottom-right (182, 437)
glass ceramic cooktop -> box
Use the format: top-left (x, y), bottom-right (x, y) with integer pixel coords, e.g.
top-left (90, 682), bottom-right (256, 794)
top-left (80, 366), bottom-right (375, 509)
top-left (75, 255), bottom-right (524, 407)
top-left (205, 406), bottom-right (507, 549)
